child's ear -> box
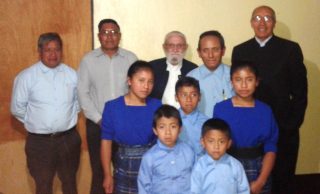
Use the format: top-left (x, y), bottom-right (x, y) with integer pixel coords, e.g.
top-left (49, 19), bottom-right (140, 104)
top-left (175, 94), bottom-right (178, 102)
top-left (153, 128), bottom-right (158, 135)
top-left (127, 76), bottom-right (131, 86)
top-left (200, 138), bottom-right (205, 148)
top-left (255, 78), bottom-right (260, 87)
top-left (227, 139), bottom-right (232, 149)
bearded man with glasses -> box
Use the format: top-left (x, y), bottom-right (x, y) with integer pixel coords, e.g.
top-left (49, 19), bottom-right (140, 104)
top-left (150, 31), bottom-right (197, 108)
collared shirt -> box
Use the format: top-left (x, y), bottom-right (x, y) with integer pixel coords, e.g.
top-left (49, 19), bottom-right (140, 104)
top-left (11, 61), bottom-right (79, 134)
top-left (179, 109), bottom-right (209, 158)
top-left (77, 47), bottom-right (137, 123)
top-left (138, 140), bottom-right (195, 194)
top-left (187, 64), bottom-right (233, 117)
top-left (191, 153), bottom-right (249, 194)
top-left (255, 35), bottom-right (273, 47)
top-left (161, 61), bottom-right (182, 108)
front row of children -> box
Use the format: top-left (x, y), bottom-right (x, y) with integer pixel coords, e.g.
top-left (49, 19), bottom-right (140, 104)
top-left (101, 60), bottom-right (278, 194)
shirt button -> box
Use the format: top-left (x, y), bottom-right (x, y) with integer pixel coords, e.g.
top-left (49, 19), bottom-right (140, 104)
top-left (171, 161), bottom-right (175, 164)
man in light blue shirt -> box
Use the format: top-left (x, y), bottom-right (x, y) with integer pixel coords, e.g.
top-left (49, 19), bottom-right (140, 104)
top-left (11, 33), bottom-right (81, 194)
top-left (138, 105), bottom-right (195, 194)
top-left (187, 30), bottom-right (233, 117)
top-left (191, 118), bottom-right (249, 194)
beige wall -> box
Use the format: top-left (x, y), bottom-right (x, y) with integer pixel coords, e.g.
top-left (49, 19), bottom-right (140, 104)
top-left (0, 0), bottom-right (92, 193)
top-left (93, 0), bottom-right (320, 174)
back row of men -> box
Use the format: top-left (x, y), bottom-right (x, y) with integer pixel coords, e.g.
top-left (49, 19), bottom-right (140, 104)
top-left (11, 5), bottom-right (307, 194)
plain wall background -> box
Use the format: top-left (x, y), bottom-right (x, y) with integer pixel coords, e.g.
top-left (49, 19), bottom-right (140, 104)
top-left (0, 1), bottom-right (319, 193)
top-left (93, 0), bottom-right (320, 174)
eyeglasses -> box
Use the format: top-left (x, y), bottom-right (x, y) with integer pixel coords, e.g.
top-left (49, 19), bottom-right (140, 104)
top-left (252, 15), bottom-right (274, 23)
top-left (165, 43), bottom-right (186, 50)
top-left (100, 30), bottom-right (120, 36)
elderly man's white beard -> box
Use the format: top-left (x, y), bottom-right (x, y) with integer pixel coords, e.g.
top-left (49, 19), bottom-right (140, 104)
top-left (166, 52), bottom-right (186, 65)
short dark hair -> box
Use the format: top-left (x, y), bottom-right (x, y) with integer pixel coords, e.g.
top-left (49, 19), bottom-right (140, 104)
top-left (127, 60), bottom-right (154, 78)
top-left (98, 18), bottom-right (120, 31)
top-left (202, 118), bottom-right (231, 139)
top-left (175, 76), bottom-right (200, 94)
top-left (153, 105), bottom-right (182, 128)
top-left (38, 32), bottom-right (62, 50)
top-left (230, 62), bottom-right (259, 79)
top-left (197, 30), bottom-right (225, 50)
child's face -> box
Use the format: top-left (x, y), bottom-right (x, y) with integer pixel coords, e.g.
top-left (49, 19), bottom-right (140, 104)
top-left (153, 116), bottom-right (181, 148)
top-left (127, 69), bottom-right (154, 100)
top-left (175, 86), bottom-right (200, 114)
top-left (231, 67), bottom-right (258, 100)
top-left (201, 129), bottom-right (232, 160)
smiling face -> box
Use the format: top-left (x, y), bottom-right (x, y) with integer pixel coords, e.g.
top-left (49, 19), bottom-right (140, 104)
top-left (127, 69), bottom-right (154, 101)
top-left (153, 116), bottom-right (181, 148)
top-left (251, 6), bottom-right (276, 41)
top-left (231, 67), bottom-right (259, 100)
top-left (198, 36), bottom-right (225, 71)
top-left (39, 40), bottom-right (62, 68)
top-left (201, 129), bottom-right (232, 160)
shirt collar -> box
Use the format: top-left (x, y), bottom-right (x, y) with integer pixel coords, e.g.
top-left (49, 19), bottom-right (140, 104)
top-left (166, 60), bottom-right (182, 72)
top-left (199, 63), bottom-right (225, 79)
top-left (179, 108), bottom-right (200, 125)
top-left (255, 35), bottom-right (273, 47)
top-left (157, 139), bottom-right (179, 153)
top-left (96, 47), bottom-right (124, 58)
top-left (38, 61), bottom-right (63, 73)
top-left (203, 152), bottom-right (229, 167)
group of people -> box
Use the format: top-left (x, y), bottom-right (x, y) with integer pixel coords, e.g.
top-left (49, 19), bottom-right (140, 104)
top-left (10, 5), bottom-right (307, 194)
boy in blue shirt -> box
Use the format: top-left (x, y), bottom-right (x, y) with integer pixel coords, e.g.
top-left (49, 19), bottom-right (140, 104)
top-left (175, 76), bottom-right (208, 158)
top-left (138, 105), bottom-right (195, 194)
top-left (191, 118), bottom-right (249, 194)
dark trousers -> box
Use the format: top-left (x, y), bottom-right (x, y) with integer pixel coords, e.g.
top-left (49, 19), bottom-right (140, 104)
top-left (25, 128), bottom-right (81, 194)
top-left (86, 119), bottom-right (105, 194)
top-left (272, 131), bottom-right (299, 194)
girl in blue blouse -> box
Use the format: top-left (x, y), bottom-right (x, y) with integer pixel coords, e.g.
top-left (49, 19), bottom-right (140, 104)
top-left (213, 63), bottom-right (278, 194)
top-left (101, 60), bottom-right (161, 194)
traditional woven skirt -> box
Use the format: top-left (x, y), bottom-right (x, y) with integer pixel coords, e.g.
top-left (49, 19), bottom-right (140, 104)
top-left (113, 143), bottom-right (152, 194)
top-left (238, 157), bottom-right (272, 194)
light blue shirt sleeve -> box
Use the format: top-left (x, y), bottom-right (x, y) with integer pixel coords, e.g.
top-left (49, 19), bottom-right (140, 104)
top-left (11, 71), bottom-right (29, 122)
top-left (138, 152), bottom-right (153, 194)
top-left (190, 164), bottom-right (203, 194)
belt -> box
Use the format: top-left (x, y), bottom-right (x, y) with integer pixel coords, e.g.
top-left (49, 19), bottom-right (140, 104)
top-left (228, 144), bottom-right (264, 159)
top-left (28, 126), bottom-right (76, 138)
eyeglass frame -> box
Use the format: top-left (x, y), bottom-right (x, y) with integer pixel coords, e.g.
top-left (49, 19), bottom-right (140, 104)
top-left (251, 15), bottom-right (274, 23)
top-left (164, 43), bottom-right (187, 50)
top-left (99, 30), bottom-right (121, 37)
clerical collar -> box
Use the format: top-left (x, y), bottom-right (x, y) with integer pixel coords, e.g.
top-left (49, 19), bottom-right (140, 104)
top-left (255, 35), bottom-right (273, 47)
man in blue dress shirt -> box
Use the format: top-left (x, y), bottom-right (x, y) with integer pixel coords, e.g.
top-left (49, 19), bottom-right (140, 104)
top-left (187, 30), bottom-right (233, 117)
top-left (11, 32), bottom-right (81, 194)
